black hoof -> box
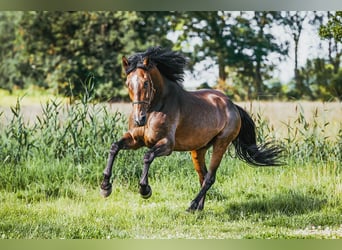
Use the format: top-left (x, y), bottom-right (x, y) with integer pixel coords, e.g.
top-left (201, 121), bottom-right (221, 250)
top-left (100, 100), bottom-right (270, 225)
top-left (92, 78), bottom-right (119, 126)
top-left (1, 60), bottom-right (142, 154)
top-left (100, 183), bottom-right (112, 198)
top-left (186, 200), bottom-right (203, 212)
top-left (140, 185), bottom-right (152, 199)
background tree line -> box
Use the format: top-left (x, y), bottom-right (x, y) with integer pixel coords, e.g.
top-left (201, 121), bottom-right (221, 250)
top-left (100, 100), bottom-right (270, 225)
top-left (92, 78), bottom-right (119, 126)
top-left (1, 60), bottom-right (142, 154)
top-left (0, 11), bottom-right (341, 101)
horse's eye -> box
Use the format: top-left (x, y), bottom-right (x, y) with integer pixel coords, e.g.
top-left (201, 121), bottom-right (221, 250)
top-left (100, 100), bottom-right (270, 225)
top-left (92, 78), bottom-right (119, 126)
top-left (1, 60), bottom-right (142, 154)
top-left (143, 81), bottom-right (149, 89)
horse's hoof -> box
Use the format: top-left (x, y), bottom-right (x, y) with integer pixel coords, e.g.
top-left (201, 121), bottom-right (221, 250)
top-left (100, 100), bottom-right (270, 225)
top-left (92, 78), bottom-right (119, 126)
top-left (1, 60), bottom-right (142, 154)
top-left (100, 184), bottom-right (112, 198)
top-left (140, 185), bottom-right (152, 199)
top-left (186, 200), bottom-right (203, 212)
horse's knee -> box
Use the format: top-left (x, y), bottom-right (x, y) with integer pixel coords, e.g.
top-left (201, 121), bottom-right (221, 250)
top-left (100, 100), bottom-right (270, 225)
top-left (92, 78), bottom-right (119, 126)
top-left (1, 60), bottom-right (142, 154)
top-left (143, 151), bottom-right (155, 164)
top-left (109, 142), bottom-right (120, 155)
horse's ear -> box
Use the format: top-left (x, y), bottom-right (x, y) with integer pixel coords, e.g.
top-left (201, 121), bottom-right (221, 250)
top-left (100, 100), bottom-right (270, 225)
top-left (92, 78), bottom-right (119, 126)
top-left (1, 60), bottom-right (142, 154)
top-left (143, 56), bottom-right (149, 68)
top-left (122, 56), bottom-right (129, 73)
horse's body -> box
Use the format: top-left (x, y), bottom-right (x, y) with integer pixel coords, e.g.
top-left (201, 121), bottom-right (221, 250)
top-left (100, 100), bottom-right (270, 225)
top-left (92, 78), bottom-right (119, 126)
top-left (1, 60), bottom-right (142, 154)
top-left (100, 47), bottom-right (283, 211)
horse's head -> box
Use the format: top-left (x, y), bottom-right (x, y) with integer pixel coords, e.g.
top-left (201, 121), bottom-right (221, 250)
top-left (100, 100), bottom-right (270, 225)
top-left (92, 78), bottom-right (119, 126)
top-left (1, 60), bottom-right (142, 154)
top-left (122, 56), bottom-right (155, 127)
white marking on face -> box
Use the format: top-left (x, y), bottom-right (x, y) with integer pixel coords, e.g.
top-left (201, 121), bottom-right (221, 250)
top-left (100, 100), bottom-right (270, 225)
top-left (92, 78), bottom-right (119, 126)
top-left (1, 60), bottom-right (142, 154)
top-left (131, 74), bottom-right (139, 94)
top-left (131, 74), bottom-right (142, 121)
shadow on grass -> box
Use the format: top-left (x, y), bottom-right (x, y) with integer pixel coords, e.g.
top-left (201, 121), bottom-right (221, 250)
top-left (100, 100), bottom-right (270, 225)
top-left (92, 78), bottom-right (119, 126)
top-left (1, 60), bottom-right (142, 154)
top-left (224, 190), bottom-right (327, 220)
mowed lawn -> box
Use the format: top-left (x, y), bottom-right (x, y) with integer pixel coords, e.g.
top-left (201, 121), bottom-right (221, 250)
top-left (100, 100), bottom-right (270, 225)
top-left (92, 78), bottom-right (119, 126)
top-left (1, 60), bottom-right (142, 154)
top-left (0, 95), bottom-right (341, 239)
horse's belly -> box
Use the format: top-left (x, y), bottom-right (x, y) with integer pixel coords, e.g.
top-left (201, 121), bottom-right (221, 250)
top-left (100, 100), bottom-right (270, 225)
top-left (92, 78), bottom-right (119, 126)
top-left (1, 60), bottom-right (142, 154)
top-left (173, 129), bottom-right (219, 151)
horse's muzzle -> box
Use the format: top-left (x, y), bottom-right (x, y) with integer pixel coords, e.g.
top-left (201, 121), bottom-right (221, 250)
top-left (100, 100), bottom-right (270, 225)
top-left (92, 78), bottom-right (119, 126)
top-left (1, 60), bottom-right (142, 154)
top-left (134, 114), bottom-right (147, 126)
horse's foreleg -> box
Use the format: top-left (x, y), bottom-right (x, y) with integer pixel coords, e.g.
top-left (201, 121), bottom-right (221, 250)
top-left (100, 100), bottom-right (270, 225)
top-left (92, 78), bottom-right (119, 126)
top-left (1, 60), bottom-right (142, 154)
top-left (139, 138), bottom-right (173, 199)
top-left (139, 151), bottom-right (154, 199)
top-left (100, 132), bottom-right (141, 198)
top-left (100, 142), bottom-right (120, 197)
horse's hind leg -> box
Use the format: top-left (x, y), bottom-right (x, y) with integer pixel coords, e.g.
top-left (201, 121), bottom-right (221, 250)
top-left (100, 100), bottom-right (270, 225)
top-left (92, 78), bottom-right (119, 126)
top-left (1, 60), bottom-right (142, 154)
top-left (191, 148), bottom-right (208, 209)
top-left (188, 139), bottom-right (230, 211)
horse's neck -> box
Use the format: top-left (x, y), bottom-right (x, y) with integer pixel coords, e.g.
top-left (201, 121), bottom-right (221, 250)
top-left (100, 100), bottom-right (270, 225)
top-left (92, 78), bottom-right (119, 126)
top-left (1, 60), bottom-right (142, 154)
top-left (160, 77), bottom-right (186, 99)
top-left (151, 75), bottom-right (185, 111)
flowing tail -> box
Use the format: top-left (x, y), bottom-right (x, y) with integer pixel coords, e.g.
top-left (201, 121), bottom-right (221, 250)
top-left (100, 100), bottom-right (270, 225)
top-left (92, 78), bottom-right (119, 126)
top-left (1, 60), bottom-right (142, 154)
top-left (232, 105), bottom-right (284, 166)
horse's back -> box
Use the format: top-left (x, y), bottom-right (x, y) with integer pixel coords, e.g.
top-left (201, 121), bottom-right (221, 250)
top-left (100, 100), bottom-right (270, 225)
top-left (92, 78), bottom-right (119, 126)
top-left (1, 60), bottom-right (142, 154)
top-left (173, 89), bottom-right (240, 151)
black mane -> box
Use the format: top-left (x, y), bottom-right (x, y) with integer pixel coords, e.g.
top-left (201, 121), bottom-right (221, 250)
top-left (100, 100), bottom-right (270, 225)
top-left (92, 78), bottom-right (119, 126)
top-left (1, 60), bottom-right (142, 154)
top-left (125, 47), bottom-right (187, 84)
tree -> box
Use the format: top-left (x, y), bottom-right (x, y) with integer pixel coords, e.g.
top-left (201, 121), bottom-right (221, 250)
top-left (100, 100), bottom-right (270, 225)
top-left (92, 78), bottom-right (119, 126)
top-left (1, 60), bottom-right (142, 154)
top-left (318, 11), bottom-right (342, 100)
top-left (281, 11), bottom-right (308, 94)
top-left (320, 11), bottom-right (342, 43)
top-left (1, 11), bottom-right (173, 100)
top-left (295, 57), bottom-right (342, 100)
top-left (237, 11), bottom-right (288, 98)
top-left (319, 11), bottom-right (342, 74)
top-left (170, 11), bottom-right (233, 87)
top-left (0, 12), bottom-right (23, 91)
top-left (171, 11), bottom-right (288, 99)
top-left (133, 12), bottom-right (174, 49)
top-left (17, 11), bottom-right (138, 98)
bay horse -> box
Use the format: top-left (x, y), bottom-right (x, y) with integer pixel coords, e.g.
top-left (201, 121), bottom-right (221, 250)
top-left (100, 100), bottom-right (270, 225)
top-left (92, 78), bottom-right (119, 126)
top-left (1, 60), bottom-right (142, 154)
top-left (100, 47), bottom-right (283, 211)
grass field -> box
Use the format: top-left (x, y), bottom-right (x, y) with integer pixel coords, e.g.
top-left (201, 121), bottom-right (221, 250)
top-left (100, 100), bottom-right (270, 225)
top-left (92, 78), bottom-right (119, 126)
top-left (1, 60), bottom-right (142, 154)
top-left (0, 92), bottom-right (341, 239)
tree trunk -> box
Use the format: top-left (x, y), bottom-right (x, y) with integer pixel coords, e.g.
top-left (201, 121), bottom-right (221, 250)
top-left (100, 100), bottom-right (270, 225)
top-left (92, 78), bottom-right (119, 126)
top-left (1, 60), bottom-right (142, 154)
top-left (217, 53), bottom-right (227, 90)
top-left (294, 37), bottom-right (301, 90)
top-left (255, 60), bottom-right (263, 98)
top-left (332, 40), bottom-right (341, 74)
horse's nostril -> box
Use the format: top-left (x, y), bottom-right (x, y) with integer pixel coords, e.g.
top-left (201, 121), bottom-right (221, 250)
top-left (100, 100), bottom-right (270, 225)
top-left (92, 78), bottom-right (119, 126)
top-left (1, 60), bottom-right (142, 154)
top-left (141, 115), bottom-right (146, 124)
top-left (134, 115), bottom-right (146, 126)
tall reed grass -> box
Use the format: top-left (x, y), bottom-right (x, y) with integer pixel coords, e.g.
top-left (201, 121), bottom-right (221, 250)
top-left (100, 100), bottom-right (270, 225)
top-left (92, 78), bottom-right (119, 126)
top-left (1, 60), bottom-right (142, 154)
top-left (0, 79), bottom-right (142, 196)
top-left (250, 102), bottom-right (341, 165)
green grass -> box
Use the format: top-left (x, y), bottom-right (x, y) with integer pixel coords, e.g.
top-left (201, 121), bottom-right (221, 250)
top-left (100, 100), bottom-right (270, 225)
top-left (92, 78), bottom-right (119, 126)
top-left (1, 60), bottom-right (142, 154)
top-left (0, 158), bottom-right (341, 239)
top-left (0, 86), bottom-right (341, 238)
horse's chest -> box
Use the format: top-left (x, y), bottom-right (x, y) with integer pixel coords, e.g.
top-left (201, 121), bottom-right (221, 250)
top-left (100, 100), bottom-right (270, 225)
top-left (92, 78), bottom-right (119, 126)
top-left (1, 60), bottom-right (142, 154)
top-left (143, 114), bottom-right (171, 147)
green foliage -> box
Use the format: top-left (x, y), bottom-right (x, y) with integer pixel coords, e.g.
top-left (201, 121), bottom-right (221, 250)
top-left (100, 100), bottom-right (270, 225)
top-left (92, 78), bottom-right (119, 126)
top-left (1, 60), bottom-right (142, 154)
top-left (17, 11), bottom-right (139, 97)
top-left (319, 11), bottom-right (342, 43)
top-left (280, 103), bottom-right (341, 163)
top-left (287, 58), bottom-right (342, 101)
top-left (0, 11), bottom-right (171, 100)
top-left (171, 11), bottom-right (288, 98)
top-left (0, 12), bottom-right (23, 91)
top-left (0, 77), bottom-right (125, 168)
top-left (0, 11), bottom-right (341, 101)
